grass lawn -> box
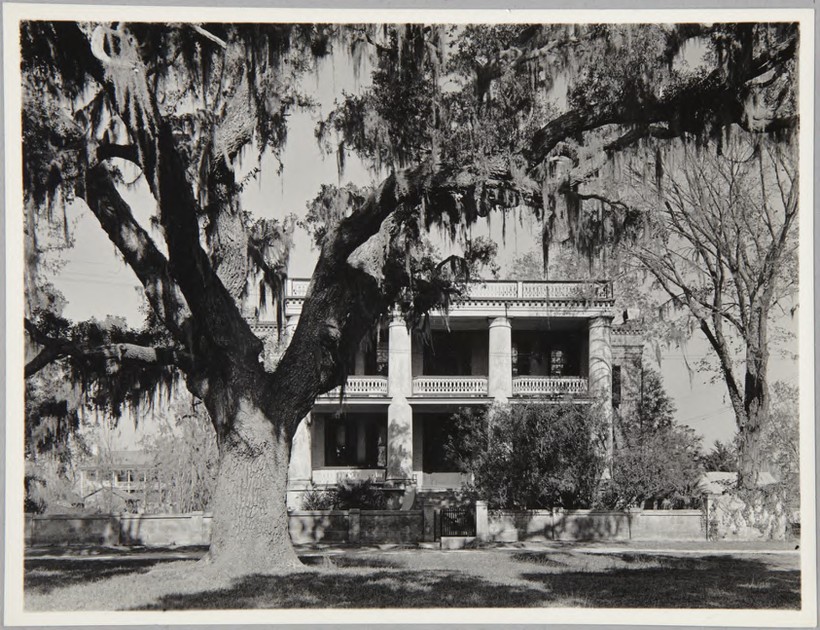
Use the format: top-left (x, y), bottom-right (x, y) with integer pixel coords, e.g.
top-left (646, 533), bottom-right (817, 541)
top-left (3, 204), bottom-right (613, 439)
top-left (24, 547), bottom-right (801, 611)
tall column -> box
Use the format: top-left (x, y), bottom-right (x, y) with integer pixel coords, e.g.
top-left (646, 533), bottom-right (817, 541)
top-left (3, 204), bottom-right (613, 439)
top-left (588, 316), bottom-right (614, 472)
top-left (285, 315), bottom-right (299, 343)
top-left (387, 313), bottom-right (413, 483)
top-left (488, 316), bottom-right (512, 402)
top-left (288, 414), bottom-right (312, 489)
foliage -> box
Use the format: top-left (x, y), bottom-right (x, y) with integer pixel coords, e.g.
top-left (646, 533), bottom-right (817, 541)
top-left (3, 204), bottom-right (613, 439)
top-left (607, 368), bottom-right (702, 508)
top-left (140, 397), bottom-right (219, 513)
top-left (607, 425), bottom-right (703, 509)
top-left (299, 478), bottom-right (388, 510)
top-left (633, 365), bottom-right (676, 434)
top-left (446, 403), bottom-right (607, 509)
top-left (701, 440), bottom-right (739, 472)
top-left (760, 382), bottom-right (800, 515)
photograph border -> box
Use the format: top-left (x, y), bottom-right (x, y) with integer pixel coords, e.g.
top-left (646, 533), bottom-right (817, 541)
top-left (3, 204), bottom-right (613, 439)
top-left (2, 3), bottom-right (816, 626)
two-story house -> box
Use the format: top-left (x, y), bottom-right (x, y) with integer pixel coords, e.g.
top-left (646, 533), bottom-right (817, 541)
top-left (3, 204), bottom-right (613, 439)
top-left (251, 278), bottom-right (642, 508)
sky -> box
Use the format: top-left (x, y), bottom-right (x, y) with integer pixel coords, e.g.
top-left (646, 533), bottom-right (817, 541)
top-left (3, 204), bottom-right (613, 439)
top-left (44, 38), bottom-right (799, 450)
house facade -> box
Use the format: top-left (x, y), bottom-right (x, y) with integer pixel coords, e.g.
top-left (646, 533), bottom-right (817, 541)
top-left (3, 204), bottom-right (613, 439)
top-left (253, 278), bottom-right (642, 507)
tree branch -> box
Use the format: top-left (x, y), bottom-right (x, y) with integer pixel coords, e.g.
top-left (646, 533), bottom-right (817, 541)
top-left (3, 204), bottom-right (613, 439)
top-left (84, 164), bottom-right (191, 344)
top-left (24, 318), bottom-right (191, 378)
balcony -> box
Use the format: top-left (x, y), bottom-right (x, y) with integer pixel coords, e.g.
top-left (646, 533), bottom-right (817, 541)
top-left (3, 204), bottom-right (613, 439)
top-left (412, 376), bottom-right (488, 397)
top-left (512, 376), bottom-right (588, 397)
top-left (318, 376), bottom-right (388, 399)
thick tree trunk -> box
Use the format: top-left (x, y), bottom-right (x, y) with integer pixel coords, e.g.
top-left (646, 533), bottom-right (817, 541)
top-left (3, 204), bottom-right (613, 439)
top-left (204, 396), bottom-right (301, 573)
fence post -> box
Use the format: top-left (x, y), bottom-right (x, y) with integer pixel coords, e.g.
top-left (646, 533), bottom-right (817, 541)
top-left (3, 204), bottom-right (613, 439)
top-left (348, 509), bottom-right (361, 544)
top-left (475, 500), bottom-right (489, 541)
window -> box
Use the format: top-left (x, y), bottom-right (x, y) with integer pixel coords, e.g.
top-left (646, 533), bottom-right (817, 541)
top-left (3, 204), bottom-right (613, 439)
top-left (324, 414), bottom-right (387, 468)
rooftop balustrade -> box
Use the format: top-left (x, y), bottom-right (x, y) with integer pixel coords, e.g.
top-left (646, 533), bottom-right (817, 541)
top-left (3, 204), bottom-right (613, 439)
top-left (287, 279), bottom-right (612, 301)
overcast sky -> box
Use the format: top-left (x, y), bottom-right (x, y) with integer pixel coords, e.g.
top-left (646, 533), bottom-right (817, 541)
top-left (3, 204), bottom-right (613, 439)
top-left (46, 41), bottom-right (799, 449)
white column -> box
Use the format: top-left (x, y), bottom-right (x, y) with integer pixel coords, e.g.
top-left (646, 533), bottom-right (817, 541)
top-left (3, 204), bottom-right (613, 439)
top-left (387, 313), bottom-right (413, 483)
top-left (288, 414), bottom-right (312, 489)
top-left (589, 316), bottom-right (614, 471)
top-left (488, 316), bottom-right (512, 402)
top-left (388, 312), bottom-right (412, 398)
top-left (285, 315), bottom-right (299, 344)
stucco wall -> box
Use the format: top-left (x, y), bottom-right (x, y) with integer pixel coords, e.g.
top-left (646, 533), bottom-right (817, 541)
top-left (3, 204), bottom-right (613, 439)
top-left (486, 509), bottom-right (704, 542)
top-left (359, 510), bottom-right (424, 543)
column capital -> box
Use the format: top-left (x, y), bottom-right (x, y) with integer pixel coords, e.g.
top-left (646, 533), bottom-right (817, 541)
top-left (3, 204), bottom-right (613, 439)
top-left (589, 315), bottom-right (614, 328)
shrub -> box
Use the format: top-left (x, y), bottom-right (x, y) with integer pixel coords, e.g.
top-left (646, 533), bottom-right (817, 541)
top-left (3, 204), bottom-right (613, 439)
top-left (300, 478), bottom-right (388, 510)
top-left (300, 483), bottom-right (336, 510)
top-left (446, 402), bottom-right (608, 510)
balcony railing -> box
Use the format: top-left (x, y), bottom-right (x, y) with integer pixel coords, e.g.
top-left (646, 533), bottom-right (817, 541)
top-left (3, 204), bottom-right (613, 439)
top-left (512, 376), bottom-right (588, 397)
top-left (318, 376), bottom-right (388, 399)
top-left (288, 279), bottom-right (612, 301)
top-left (412, 376), bottom-right (488, 396)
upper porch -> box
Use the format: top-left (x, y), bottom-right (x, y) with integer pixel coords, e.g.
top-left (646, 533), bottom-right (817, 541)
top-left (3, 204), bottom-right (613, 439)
top-left (270, 278), bottom-right (617, 406)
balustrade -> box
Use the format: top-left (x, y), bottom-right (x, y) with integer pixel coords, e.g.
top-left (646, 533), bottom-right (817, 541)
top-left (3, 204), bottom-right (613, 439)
top-left (511, 376), bottom-right (588, 397)
top-left (412, 376), bottom-right (489, 396)
top-left (319, 376), bottom-right (389, 398)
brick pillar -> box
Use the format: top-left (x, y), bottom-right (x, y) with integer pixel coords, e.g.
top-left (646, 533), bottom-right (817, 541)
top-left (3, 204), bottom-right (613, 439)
top-left (476, 500), bottom-right (489, 541)
top-left (348, 509), bottom-right (361, 544)
top-left (589, 316), bottom-right (614, 474)
top-left (387, 313), bottom-right (413, 483)
top-left (488, 316), bottom-right (512, 402)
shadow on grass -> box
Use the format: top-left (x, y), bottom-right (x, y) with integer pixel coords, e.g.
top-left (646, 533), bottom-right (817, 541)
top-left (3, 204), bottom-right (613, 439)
top-left (25, 558), bottom-right (169, 595)
top-left (136, 570), bottom-right (551, 609)
top-left (514, 552), bottom-right (801, 609)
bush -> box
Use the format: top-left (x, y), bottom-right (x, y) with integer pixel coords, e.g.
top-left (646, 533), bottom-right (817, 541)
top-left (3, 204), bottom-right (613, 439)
top-left (605, 423), bottom-right (703, 509)
top-left (300, 478), bottom-right (388, 510)
top-left (446, 402), bottom-right (608, 510)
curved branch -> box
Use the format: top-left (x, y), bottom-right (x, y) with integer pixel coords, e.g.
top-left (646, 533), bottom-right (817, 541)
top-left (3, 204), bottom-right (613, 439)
top-left (84, 164), bottom-right (191, 344)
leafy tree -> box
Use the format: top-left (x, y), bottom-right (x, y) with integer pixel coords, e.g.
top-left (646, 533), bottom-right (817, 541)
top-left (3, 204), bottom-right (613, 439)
top-left (609, 369), bottom-right (702, 508)
top-left (631, 365), bottom-right (676, 436)
top-left (446, 403), bottom-right (607, 509)
top-left (701, 440), bottom-right (739, 472)
top-left (20, 20), bottom-right (799, 570)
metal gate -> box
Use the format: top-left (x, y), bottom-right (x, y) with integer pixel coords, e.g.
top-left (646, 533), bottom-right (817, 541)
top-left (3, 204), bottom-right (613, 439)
top-left (438, 508), bottom-right (476, 537)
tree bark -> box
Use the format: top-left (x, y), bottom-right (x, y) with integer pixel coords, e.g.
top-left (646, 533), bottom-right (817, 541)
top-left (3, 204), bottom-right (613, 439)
top-left (203, 394), bottom-right (302, 572)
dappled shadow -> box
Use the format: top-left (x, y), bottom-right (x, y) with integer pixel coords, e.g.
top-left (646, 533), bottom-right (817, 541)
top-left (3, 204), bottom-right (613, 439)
top-left (25, 558), bottom-right (168, 595)
top-left (516, 553), bottom-right (800, 609)
top-left (552, 512), bottom-right (630, 541)
top-left (509, 551), bottom-right (571, 568)
top-left (136, 569), bottom-right (551, 609)
top-left (324, 555), bottom-right (405, 569)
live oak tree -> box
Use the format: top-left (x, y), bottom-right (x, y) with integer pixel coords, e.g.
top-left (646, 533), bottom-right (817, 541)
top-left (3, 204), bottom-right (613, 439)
top-left (21, 21), bottom-right (799, 571)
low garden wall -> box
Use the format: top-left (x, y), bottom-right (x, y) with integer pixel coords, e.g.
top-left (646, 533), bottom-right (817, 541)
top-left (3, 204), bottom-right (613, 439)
top-left (486, 508), bottom-right (704, 542)
top-left (26, 510), bottom-right (424, 547)
top-left (27, 506), bottom-right (730, 547)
